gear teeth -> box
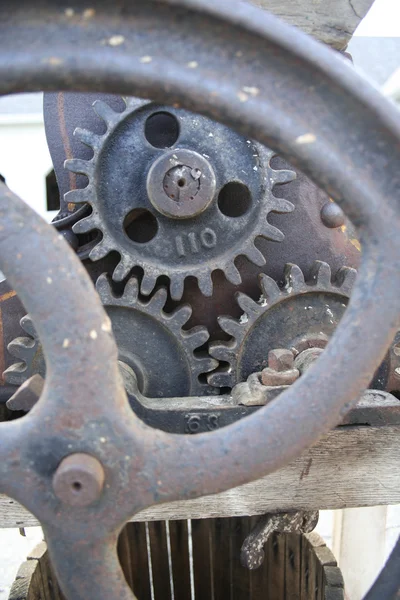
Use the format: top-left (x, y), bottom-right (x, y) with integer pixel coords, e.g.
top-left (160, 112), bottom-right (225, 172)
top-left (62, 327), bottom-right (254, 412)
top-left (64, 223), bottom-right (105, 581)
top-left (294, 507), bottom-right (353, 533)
top-left (209, 340), bottom-right (237, 362)
top-left (335, 266), bottom-right (357, 294)
top-left (72, 214), bottom-right (97, 234)
top-left (261, 223), bottom-right (285, 242)
top-left (170, 305), bottom-right (192, 328)
top-left (3, 362), bottom-right (28, 386)
top-left (64, 158), bottom-right (93, 177)
top-left (3, 314), bottom-right (40, 387)
top-left (20, 315), bottom-right (36, 338)
top-left (113, 257), bottom-right (132, 282)
top-left (185, 327), bottom-right (210, 351)
top-left (242, 244), bottom-right (266, 267)
top-left (310, 261), bottom-right (332, 287)
top-left (259, 274), bottom-right (281, 301)
top-left (170, 277), bottom-right (185, 302)
top-left (140, 272), bottom-right (158, 297)
top-left (271, 169), bottom-right (297, 185)
top-left (224, 263), bottom-right (242, 286)
top-left (284, 263), bottom-right (305, 292)
top-left (208, 370), bottom-right (234, 389)
top-left (236, 293), bottom-right (261, 317)
top-left (89, 242), bottom-right (110, 261)
top-left (122, 277), bottom-right (140, 302)
top-left (93, 100), bottom-right (118, 125)
top-left (272, 198), bottom-right (295, 214)
top-left (65, 188), bottom-right (92, 205)
top-left (217, 316), bottom-right (243, 339)
top-left (7, 337), bottom-right (35, 361)
top-left (148, 288), bottom-right (168, 313)
top-left (95, 274), bottom-right (115, 302)
top-left (197, 272), bottom-right (213, 297)
top-left (74, 128), bottom-right (102, 150)
top-left (195, 355), bottom-right (219, 375)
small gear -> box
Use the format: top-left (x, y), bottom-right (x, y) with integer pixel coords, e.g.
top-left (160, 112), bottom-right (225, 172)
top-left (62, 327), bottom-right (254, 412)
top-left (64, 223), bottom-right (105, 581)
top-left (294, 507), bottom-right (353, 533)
top-left (95, 274), bottom-right (218, 397)
top-left (65, 97), bottom-right (295, 300)
top-left (208, 261), bottom-right (356, 389)
top-left (3, 275), bottom-right (218, 398)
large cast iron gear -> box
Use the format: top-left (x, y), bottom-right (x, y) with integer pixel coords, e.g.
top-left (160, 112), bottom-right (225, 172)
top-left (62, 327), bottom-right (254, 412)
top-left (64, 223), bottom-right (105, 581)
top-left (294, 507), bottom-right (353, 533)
top-left (65, 97), bottom-right (296, 300)
top-left (3, 276), bottom-right (218, 399)
top-left (208, 261), bottom-right (356, 390)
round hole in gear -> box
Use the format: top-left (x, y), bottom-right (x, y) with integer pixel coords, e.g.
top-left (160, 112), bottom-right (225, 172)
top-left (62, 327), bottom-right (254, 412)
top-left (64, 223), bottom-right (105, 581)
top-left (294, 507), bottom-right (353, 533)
top-left (218, 181), bottom-right (252, 217)
top-left (123, 209), bottom-right (158, 243)
top-left (144, 112), bottom-right (180, 148)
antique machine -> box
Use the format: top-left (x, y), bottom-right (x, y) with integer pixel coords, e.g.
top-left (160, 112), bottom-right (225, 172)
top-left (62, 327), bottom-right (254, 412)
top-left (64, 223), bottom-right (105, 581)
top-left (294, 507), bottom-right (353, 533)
top-left (0, 1), bottom-right (399, 598)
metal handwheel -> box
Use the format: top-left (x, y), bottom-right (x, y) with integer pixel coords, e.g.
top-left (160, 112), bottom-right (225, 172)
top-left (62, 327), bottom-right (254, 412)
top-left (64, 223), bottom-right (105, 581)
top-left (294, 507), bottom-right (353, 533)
top-left (0, 1), bottom-right (399, 598)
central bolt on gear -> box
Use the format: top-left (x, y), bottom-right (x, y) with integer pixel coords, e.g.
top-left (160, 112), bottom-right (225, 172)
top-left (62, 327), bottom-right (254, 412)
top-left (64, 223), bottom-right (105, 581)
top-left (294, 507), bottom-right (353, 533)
top-left (4, 275), bottom-right (218, 399)
top-left (208, 261), bottom-right (356, 390)
top-left (65, 97), bottom-right (296, 300)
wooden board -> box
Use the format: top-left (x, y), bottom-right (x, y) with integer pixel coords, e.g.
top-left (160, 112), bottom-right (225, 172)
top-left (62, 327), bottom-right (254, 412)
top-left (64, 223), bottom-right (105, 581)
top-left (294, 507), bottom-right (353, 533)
top-left (1, 424), bottom-right (399, 528)
top-left (248, 0), bottom-right (374, 49)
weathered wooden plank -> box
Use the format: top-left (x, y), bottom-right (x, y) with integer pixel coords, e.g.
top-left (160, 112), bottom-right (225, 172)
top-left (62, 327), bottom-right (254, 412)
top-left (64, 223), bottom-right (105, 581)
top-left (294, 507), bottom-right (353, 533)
top-left (248, 0), bottom-right (374, 49)
top-left (1, 425), bottom-right (399, 527)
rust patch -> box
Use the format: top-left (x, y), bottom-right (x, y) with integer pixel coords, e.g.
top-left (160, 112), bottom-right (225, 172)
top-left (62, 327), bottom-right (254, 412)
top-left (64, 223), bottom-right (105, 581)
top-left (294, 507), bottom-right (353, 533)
top-left (0, 290), bottom-right (16, 302)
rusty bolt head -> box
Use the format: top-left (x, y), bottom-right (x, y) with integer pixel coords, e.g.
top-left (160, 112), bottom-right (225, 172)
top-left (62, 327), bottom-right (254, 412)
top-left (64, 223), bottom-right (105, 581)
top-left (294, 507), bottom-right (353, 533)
top-left (261, 367), bottom-right (299, 387)
top-left (53, 453), bottom-right (105, 507)
top-left (268, 348), bottom-right (294, 372)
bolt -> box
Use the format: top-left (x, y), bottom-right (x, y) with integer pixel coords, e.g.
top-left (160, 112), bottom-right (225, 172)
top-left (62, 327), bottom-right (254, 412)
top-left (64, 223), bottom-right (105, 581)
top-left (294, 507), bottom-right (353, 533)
top-left (261, 367), bottom-right (299, 386)
top-left (53, 453), bottom-right (105, 507)
top-left (320, 201), bottom-right (345, 229)
top-left (394, 367), bottom-right (400, 380)
top-left (268, 348), bottom-right (294, 372)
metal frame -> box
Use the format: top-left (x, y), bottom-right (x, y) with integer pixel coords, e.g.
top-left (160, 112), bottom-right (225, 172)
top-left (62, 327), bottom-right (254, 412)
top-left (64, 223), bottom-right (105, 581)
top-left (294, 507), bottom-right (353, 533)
top-left (0, 1), bottom-right (399, 598)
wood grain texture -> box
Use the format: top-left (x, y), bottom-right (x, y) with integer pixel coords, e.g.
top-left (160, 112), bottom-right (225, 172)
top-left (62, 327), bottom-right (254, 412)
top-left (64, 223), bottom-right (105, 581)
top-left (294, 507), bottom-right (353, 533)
top-left (248, 0), bottom-right (374, 49)
top-left (1, 425), bottom-right (399, 528)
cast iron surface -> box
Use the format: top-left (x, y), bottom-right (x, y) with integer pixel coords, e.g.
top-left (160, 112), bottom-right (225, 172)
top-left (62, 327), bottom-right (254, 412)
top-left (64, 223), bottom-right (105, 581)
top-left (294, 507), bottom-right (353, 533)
top-left (43, 91), bottom-right (362, 340)
top-left (4, 275), bottom-right (218, 397)
top-left (0, 1), bottom-right (399, 599)
top-left (63, 97), bottom-right (295, 299)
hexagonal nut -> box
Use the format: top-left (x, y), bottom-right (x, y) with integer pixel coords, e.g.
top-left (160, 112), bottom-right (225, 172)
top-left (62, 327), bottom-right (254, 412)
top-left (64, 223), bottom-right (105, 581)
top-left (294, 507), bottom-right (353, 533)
top-left (261, 367), bottom-right (299, 387)
top-left (268, 349), bottom-right (294, 372)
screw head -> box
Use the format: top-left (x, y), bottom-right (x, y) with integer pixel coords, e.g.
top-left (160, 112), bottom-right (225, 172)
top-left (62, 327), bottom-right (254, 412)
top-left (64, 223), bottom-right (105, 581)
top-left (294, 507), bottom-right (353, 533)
top-left (53, 453), bottom-right (105, 507)
top-left (320, 201), bottom-right (345, 229)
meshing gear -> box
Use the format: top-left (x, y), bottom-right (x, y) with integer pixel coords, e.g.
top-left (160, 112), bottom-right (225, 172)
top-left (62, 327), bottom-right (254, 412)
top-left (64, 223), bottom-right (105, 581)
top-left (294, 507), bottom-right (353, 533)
top-left (5, 274), bottom-right (218, 399)
top-left (208, 261), bottom-right (356, 389)
top-left (66, 97), bottom-right (296, 300)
